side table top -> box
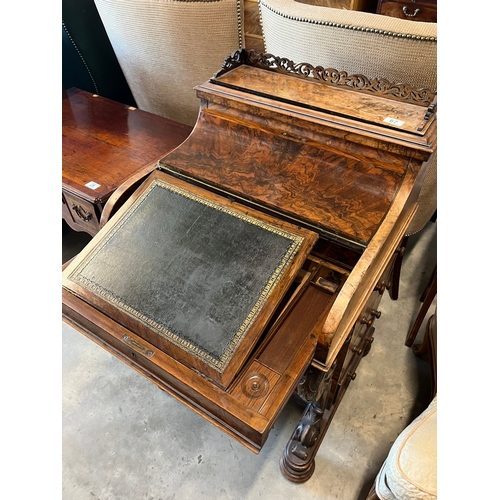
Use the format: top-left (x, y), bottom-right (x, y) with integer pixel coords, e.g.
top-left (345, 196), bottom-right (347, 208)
top-left (62, 88), bottom-right (192, 204)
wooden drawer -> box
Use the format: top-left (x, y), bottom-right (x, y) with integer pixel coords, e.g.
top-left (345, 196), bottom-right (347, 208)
top-left (377, 0), bottom-right (437, 22)
top-left (62, 190), bottom-right (101, 235)
top-left (335, 240), bottom-right (401, 386)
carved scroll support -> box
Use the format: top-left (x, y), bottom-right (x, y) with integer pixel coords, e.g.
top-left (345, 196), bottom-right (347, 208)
top-left (280, 364), bottom-right (336, 482)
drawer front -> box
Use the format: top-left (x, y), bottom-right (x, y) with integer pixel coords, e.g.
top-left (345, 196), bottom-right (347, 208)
top-left (377, 0), bottom-right (436, 22)
top-left (63, 191), bottom-right (100, 235)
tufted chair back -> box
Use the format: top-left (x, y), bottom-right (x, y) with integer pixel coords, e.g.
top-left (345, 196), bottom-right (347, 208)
top-left (259, 0), bottom-right (437, 238)
top-left (94, 0), bottom-right (244, 126)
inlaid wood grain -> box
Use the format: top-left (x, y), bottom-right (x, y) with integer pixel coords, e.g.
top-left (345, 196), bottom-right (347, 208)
top-left (216, 66), bottom-right (432, 134)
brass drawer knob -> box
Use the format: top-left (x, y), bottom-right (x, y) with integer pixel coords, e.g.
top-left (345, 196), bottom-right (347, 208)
top-left (370, 309), bottom-right (382, 319)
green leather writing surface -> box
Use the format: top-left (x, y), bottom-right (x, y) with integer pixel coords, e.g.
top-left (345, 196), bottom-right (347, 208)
top-left (68, 178), bottom-right (305, 372)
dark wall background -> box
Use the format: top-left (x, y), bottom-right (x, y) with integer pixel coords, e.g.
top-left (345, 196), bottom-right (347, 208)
top-left (62, 0), bottom-right (136, 106)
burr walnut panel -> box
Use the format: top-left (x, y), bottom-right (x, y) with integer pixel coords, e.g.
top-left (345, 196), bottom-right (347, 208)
top-left (162, 110), bottom-right (405, 246)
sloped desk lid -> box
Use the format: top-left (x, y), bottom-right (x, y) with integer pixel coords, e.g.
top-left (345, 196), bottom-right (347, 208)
top-left (62, 171), bottom-right (318, 388)
top-left (160, 50), bottom-right (437, 249)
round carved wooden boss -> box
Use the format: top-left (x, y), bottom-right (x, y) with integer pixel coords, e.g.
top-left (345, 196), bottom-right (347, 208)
top-left (241, 373), bottom-right (270, 399)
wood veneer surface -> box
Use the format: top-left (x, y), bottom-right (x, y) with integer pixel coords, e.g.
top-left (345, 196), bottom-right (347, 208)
top-left (62, 88), bottom-right (192, 203)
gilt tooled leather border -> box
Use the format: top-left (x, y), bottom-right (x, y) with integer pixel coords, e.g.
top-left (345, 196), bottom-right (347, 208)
top-left (67, 178), bottom-right (305, 373)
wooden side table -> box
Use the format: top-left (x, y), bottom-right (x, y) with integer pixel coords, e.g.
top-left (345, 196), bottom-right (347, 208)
top-left (62, 88), bottom-right (192, 236)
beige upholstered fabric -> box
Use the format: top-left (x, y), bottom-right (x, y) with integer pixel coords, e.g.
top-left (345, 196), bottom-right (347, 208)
top-left (259, 1), bottom-right (436, 89)
top-left (259, 0), bottom-right (437, 235)
top-left (407, 152), bottom-right (436, 236)
top-left (375, 396), bottom-right (437, 499)
top-left (94, 0), bottom-right (243, 126)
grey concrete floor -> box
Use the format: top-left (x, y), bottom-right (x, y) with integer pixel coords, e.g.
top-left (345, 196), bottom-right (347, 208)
top-left (62, 219), bottom-right (437, 500)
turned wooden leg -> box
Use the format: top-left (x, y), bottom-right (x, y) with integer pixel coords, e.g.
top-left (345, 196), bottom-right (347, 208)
top-left (280, 402), bottom-right (322, 482)
top-left (405, 267), bottom-right (436, 347)
top-left (389, 236), bottom-right (408, 301)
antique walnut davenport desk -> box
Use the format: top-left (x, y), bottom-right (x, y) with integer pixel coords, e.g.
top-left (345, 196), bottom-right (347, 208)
top-left (62, 50), bottom-right (437, 482)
